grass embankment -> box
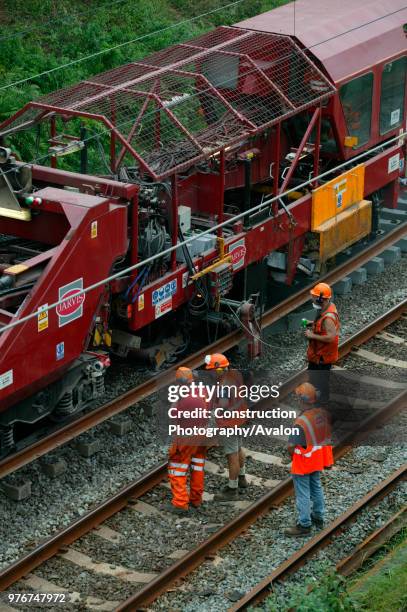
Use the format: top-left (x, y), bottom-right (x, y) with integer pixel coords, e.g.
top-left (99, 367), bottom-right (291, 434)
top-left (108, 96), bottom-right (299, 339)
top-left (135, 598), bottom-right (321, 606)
top-left (259, 530), bottom-right (407, 611)
top-left (0, 0), bottom-right (286, 162)
top-left (349, 530), bottom-right (407, 611)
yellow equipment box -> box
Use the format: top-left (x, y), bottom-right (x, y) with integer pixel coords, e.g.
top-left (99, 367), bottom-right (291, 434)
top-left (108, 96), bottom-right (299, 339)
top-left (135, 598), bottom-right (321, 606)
top-left (311, 164), bottom-right (365, 230)
top-left (314, 199), bottom-right (371, 262)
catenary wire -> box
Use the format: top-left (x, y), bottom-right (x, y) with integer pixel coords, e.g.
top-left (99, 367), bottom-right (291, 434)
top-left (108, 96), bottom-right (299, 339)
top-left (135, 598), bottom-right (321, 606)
top-left (1, 1), bottom-right (405, 95)
top-left (0, 4), bottom-right (405, 177)
top-left (0, 129), bottom-right (405, 336)
top-left (0, 0), bottom-right (247, 92)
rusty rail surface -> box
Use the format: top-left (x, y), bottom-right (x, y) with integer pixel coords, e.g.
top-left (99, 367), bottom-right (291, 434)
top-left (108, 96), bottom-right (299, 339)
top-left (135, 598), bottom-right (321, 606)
top-left (1, 224), bottom-right (405, 480)
top-left (337, 504), bottom-right (407, 577)
top-left (0, 298), bottom-right (405, 597)
top-left (228, 465), bottom-right (407, 611)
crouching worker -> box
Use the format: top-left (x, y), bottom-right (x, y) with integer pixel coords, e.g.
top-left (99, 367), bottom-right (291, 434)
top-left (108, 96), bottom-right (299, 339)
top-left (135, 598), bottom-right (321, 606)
top-left (167, 367), bottom-right (209, 514)
top-left (285, 382), bottom-right (333, 536)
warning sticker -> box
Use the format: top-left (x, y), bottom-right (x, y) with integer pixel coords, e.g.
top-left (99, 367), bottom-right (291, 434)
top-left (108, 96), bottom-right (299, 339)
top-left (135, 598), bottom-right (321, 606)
top-left (155, 297), bottom-right (172, 319)
top-left (37, 304), bottom-right (49, 332)
top-left (138, 293), bottom-right (145, 311)
top-left (388, 153), bottom-right (400, 174)
top-left (56, 342), bottom-right (65, 361)
top-left (334, 179), bottom-right (347, 209)
top-left (390, 109), bottom-right (400, 126)
top-left (152, 279), bottom-right (177, 305)
top-left (91, 221), bottom-right (98, 239)
top-left (0, 369), bottom-right (13, 390)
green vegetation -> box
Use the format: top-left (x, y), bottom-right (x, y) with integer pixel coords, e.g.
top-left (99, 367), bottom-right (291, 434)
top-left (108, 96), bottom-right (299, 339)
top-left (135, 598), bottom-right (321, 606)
top-left (261, 568), bottom-right (355, 612)
top-left (349, 530), bottom-right (407, 612)
top-left (258, 531), bottom-right (407, 612)
top-left (0, 0), bottom-right (287, 163)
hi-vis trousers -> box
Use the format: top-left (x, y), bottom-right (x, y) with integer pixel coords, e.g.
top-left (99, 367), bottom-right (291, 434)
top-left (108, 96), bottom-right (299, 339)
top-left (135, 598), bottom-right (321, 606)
top-left (168, 443), bottom-right (206, 509)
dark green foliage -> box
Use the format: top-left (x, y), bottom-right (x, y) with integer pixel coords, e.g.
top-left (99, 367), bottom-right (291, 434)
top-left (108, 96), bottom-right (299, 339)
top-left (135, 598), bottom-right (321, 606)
top-left (0, 0), bottom-right (287, 162)
top-left (261, 569), bottom-right (356, 612)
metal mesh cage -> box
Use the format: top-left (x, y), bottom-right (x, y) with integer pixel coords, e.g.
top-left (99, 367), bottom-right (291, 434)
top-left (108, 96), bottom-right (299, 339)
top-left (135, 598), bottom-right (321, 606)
top-left (0, 26), bottom-right (335, 180)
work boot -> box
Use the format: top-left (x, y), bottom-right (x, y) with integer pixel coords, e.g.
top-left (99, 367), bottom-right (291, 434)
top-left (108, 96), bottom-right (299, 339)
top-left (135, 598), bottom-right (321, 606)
top-left (311, 515), bottom-right (324, 528)
top-left (163, 502), bottom-right (189, 515)
top-left (190, 502), bottom-right (204, 510)
top-left (213, 486), bottom-right (238, 502)
top-left (284, 523), bottom-right (311, 537)
top-left (238, 475), bottom-right (249, 489)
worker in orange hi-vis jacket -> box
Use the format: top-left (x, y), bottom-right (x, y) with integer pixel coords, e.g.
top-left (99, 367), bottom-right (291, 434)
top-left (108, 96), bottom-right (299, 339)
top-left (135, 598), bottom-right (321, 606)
top-left (166, 367), bottom-right (209, 515)
top-left (304, 282), bottom-right (340, 404)
top-left (285, 382), bottom-right (334, 537)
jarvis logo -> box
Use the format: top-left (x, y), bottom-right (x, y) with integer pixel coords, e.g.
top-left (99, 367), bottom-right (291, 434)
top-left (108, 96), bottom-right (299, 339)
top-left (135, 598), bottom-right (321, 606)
top-left (229, 239), bottom-right (246, 270)
top-left (57, 278), bottom-right (86, 327)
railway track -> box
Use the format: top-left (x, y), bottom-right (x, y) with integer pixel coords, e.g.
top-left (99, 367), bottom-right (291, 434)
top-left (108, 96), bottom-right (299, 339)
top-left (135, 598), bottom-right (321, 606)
top-left (1, 222), bottom-right (406, 480)
top-left (228, 465), bottom-right (406, 611)
top-left (0, 298), bottom-right (406, 610)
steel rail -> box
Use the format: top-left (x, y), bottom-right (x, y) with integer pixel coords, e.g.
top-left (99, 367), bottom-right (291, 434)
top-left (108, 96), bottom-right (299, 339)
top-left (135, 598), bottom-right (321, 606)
top-left (1, 223), bottom-right (405, 480)
top-left (0, 300), bottom-right (405, 595)
top-left (228, 464), bottom-right (407, 611)
top-left (337, 504), bottom-right (407, 577)
top-left (115, 389), bottom-right (407, 612)
top-left (0, 462), bottom-right (167, 591)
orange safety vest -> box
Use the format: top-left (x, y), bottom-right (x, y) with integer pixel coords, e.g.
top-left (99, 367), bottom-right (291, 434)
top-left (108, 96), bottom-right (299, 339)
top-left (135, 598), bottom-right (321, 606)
top-left (172, 392), bottom-right (209, 445)
top-left (291, 407), bottom-right (333, 475)
top-left (215, 370), bottom-right (248, 427)
top-left (307, 303), bottom-right (340, 365)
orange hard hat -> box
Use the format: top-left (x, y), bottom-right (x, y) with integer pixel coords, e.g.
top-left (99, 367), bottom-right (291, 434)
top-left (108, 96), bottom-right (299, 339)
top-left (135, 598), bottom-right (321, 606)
top-left (204, 353), bottom-right (230, 370)
top-left (295, 382), bottom-right (318, 404)
top-left (310, 282), bottom-right (332, 300)
top-left (176, 367), bottom-right (194, 383)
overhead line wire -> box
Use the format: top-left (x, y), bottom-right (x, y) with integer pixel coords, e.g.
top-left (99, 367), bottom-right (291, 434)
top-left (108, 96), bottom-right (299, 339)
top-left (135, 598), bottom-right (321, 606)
top-left (0, 0), bottom-right (247, 92)
top-left (0, 3), bottom-right (405, 177)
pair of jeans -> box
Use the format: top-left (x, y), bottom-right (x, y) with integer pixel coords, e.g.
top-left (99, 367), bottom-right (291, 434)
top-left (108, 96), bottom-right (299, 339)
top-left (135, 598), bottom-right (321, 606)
top-left (292, 471), bottom-right (325, 528)
top-left (307, 362), bottom-right (332, 404)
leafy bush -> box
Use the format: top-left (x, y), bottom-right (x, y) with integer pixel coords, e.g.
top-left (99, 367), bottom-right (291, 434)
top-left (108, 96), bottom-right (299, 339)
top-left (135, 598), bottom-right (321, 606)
top-left (262, 569), bottom-right (356, 612)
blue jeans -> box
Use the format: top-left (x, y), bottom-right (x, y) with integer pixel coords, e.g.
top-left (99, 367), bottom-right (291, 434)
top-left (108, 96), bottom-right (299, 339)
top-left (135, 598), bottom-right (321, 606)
top-left (292, 471), bottom-right (325, 528)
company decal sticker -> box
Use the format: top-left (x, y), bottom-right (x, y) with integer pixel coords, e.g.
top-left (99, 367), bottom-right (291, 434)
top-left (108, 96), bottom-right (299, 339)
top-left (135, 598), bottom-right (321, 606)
top-left (91, 221), bottom-right (98, 239)
top-left (138, 293), bottom-right (145, 311)
top-left (388, 153), bottom-right (400, 174)
top-left (155, 297), bottom-right (172, 319)
top-left (57, 278), bottom-right (86, 327)
top-left (152, 279), bottom-right (177, 305)
top-left (0, 369), bottom-right (13, 390)
top-left (56, 342), bottom-right (65, 361)
top-left (229, 238), bottom-right (246, 271)
top-left (37, 303), bottom-right (49, 332)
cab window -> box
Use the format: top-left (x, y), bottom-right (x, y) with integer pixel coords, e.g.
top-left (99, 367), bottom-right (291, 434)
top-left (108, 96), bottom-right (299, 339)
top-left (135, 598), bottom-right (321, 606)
top-left (339, 73), bottom-right (373, 147)
top-left (380, 56), bottom-right (406, 134)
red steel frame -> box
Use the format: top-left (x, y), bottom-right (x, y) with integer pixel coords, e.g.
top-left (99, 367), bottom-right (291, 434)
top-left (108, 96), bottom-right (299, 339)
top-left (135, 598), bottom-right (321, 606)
top-left (0, 20), bottom-right (405, 416)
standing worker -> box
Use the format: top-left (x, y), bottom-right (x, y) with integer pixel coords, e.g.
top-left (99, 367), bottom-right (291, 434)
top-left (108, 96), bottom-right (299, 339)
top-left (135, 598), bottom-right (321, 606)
top-left (304, 282), bottom-right (340, 404)
top-left (204, 353), bottom-right (249, 501)
top-left (167, 367), bottom-right (208, 514)
top-left (285, 382), bottom-right (333, 536)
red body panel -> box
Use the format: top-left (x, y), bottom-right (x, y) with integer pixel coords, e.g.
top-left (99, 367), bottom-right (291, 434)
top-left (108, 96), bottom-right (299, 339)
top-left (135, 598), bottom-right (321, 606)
top-left (0, 0), bottom-right (405, 420)
top-left (0, 190), bottom-right (128, 411)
